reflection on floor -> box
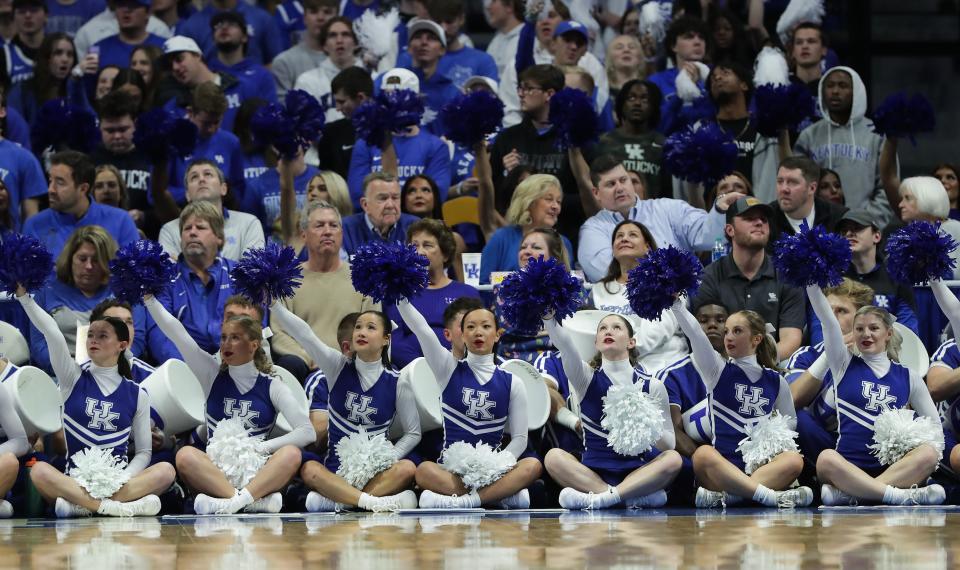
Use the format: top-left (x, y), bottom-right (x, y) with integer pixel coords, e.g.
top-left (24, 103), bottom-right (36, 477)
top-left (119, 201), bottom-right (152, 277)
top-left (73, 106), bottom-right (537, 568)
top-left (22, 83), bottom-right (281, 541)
top-left (1, 508), bottom-right (956, 569)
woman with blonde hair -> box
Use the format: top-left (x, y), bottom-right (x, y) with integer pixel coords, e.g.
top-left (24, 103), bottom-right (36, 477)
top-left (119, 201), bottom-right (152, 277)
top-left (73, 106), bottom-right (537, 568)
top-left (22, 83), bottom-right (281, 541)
top-left (92, 165), bottom-right (128, 210)
top-left (479, 173), bottom-right (574, 284)
top-left (280, 170), bottom-right (352, 252)
top-left (605, 34), bottom-right (646, 99)
top-left (895, 176), bottom-right (960, 278)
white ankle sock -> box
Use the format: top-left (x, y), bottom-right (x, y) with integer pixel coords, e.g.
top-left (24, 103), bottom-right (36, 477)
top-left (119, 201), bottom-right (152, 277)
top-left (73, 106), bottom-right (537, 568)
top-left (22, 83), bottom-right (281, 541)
top-left (752, 484), bottom-right (777, 507)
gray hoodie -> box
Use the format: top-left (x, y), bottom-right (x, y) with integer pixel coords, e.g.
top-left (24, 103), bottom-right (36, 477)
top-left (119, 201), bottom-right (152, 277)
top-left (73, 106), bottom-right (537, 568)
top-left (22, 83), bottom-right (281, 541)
top-left (794, 66), bottom-right (895, 226)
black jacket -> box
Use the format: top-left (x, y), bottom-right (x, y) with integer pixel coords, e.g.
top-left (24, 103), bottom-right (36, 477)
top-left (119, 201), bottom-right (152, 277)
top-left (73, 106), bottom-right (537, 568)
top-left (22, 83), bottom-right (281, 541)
top-left (766, 196), bottom-right (848, 252)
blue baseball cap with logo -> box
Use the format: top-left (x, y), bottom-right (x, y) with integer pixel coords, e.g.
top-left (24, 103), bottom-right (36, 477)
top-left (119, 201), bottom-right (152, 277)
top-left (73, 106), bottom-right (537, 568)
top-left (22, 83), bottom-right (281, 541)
top-left (553, 20), bottom-right (588, 41)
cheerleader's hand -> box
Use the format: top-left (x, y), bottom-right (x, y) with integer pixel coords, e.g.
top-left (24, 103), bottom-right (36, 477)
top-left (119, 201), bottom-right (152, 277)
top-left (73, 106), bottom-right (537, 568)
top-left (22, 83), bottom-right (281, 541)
top-left (14, 285), bottom-right (26, 298)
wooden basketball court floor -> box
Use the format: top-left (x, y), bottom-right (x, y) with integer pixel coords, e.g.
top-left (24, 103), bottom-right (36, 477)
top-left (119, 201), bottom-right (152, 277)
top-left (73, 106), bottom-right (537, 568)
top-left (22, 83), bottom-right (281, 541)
top-left (0, 507), bottom-right (955, 569)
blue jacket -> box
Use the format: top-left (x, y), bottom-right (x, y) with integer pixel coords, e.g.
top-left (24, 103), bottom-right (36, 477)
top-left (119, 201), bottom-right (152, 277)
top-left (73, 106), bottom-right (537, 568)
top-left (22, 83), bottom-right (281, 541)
top-left (341, 213), bottom-right (421, 257)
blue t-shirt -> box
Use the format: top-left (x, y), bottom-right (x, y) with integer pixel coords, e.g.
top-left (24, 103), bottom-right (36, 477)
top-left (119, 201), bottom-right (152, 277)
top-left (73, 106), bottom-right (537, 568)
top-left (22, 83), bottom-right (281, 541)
top-left (93, 34), bottom-right (167, 69)
top-left (178, 2), bottom-right (286, 64)
top-left (383, 281), bottom-right (481, 368)
top-left (23, 200), bottom-right (139, 258)
top-left (47, 0), bottom-right (106, 35)
top-left (0, 139), bottom-right (47, 232)
top-left (2, 42), bottom-right (35, 85)
top-left (243, 152), bottom-right (270, 182)
top-left (479, 225), bottom-right (575, 284)
top-left (243, 165), bottom-right (319, 238)
top-left (273, 0), bottom-right (305, 46)
top-left (397, 45), bottom-right (499, 90)
top-left (170, 130), bottom-right (246, 205)
top-left (347, 130), bottom-right (451, 209)
top-left (207, 57), bottom-right (279, 104)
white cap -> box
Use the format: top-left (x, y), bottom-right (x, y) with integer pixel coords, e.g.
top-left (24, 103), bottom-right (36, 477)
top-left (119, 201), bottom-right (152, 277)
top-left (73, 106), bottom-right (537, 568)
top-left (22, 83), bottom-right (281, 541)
top-left (463, 75), bottom-right (498, 93)
top-left (407, 18), bottom-right (447, 47)
top-left (381, 68), bottom-right (420, 93)
top-left (163, 35), bottom-right (202, 56)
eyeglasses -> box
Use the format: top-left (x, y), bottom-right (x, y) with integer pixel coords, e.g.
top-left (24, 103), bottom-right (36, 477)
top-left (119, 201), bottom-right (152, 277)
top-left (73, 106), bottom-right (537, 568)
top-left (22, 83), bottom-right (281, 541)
top-left (517, 85), bottom-right (544, 95)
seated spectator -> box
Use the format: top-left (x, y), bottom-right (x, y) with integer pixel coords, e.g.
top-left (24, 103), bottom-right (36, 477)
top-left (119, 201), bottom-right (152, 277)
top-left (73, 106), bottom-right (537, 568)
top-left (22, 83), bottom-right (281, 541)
top-left (28, 226), bottom-right (149, 373)
top-left (817, 168), bottom-right (844, 206)
top-left (692, 197), bottom-right (805, 359)
top-left (896, 177), bottom-right (960, 279)
top-left (401, 173), bottom-right (469, 277)
top-left (709, 9), bottom-right (758, 69)
top-left (93, 65), bottom-right (121, 104)
top-left (150, 201), bottom-right (236, 363)
top-left (704, 171), bottom-right (752, 210)
top-left (590, 220), bottom-right (688, 373)
top-left (347, 68), bottom-right (451, 207)
top-left (6, 32), bottom-right (85, 127)
top-left (206, 11), bottom-right (277, 104)
top-left (788, 23), bottom-right (828, 96)
top-left (312, 67), bottom-right (373, 179)
top-left (484, 0), bottom-right (523, 79)
top-left (91, 164), bottom-right (128, 211)
top-left (110, 68), bottom-right (150, 113)
top-left (3, 0), bottom-right (46, 85)
top-left (175, 0), bottom-right (284, 65)
top-left (269, 201), bottom-right (379, 380)
top-left (159, 159), bottom-right (264, 261)
top-left (384, 219), bottom-right (481, 367)
top-left (169, 81), bottom-right (246, 205)
top-left (246, 150), bottom-right (319, 240)
top-left (278, 169), bottom-right (351, 254)
top-left (767, 155), bottom-right (847, 250)
top-left (0, 88), bottom-right (45, 231)
top-left (342, 172), bottom-right (420, 256)
top-left (92, 0), bottom-right (165, 69)
top-left (73, 0), bottom-right (172, 58)
top-left (576, 155), bottom-right (739, 283)
top-left (933, 163), bottom-right (960, 221)
top-left (272, 0), bottom-right (338, 97)
top-left (24, 150), bottom-right (138, 257)
top-left (561, 65), bottom-right (614, 133)
top-left (647, 16), bottom-right (709, 133)
top-left (605, 35), bottom-right (646, 101)
top-left (294, 16), bottom-right (361, 122)
top-left (479, 173), bottom-right (573, 284)
top-left (129, 44), bottom-right (165, 107)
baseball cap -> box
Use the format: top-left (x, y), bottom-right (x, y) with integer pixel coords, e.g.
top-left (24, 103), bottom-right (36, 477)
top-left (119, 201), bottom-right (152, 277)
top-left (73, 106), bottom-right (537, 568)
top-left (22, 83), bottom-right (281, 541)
top-left (836, 210), bottom-right (879, 232)
top-left (163, 36), bottom-right (203, 56)
top-left (407, 18), bottom-right (447, 48)
top-left (726, 196), bottom-right (774, 223)
top-left (381, 68), bottom-right (420, 94)
top-left (463, 75), bottom-right (498, 94)
top-left (554, 20), bottom-right (588, 42)
top-left (210, 11), bottom-right (248, 32)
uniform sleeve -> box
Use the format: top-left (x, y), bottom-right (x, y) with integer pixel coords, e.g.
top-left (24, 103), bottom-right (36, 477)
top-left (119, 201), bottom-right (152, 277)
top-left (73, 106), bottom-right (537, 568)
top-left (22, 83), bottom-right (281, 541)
top-left (542, 318), bottom-right (592, 401)
top-left (908, 370), bottom-right (940, 422)
top-left (931, 279), bottom-right (960, 343)
top-left (670, 299), bottom-right (725, 389)
top-left (125, 388), bottom-right (153, 476)
top-left (269, 301), bottom-right (347, 382)
top-left (502, 375), bottom-right (529, 459)
top-left (391, 378), bottom-right (422, 458)
top-left (143, 296), bottom-right (219, 394)
top-left (807, 285), bottom-right (853, 381)
top-left (18, 294), bottom-right (81, 390)
top-left (649, 379), bottom-right (676, 451)
top-left (774, 377), bottom-right (798, 430)
top-left (396, 299), bottom-right (457, 389)
top-left (261, 379), bottom-right (315, 452)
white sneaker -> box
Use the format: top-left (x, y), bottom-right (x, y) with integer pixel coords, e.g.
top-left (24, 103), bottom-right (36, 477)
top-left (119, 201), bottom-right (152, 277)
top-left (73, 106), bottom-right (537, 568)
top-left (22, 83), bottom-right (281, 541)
top-left (362, 490), bottom-right (418, 512)
top-left (194, 492), bottom-right (243, 515)
top-left (695, 487), bottom-right (724, 509)
top-left (418, 490), bottom-right (479, 509)
top-left (496, 489), bottom-right (530, 509)
top-left (305, 492), bottom-right (341, 513)
top-left (900, 484), bottom-right (946, 506)
top-left (626, 490), bottom-right (668, 509)
top-left (55, 497), bottom-right (92, 518)
top-left (558, 488), bottom-right (607, 510)
top-left (775, 486), bottom-right (814, 508)
top-left (120, 495), bottom-right (161, 517)
top-left (820, 484), bottom-right (856, 506)
top-left (244, 492), bottom-right (283, 514)
top-left (0, 500), bottom-right (12, 518)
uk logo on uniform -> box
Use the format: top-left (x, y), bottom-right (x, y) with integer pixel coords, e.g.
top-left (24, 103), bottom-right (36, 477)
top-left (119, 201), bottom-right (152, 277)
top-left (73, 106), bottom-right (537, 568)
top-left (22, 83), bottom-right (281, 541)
top-left (861, 381), bottom-right (896, 412)
top-left (345, 392), bottom-right (377, 425)
top-left (224, 398), bottom-right (260, 428)
top-left (462, 389), bottom-right (496, 420)
top-left (734, 384), bottom-right (769, 416)
top-left (85, 398), bottom-right (120, 431)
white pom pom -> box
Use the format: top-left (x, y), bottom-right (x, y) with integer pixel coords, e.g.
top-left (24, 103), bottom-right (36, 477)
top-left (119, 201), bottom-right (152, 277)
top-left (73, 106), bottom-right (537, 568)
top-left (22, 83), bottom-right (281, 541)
top-left (736, 414), bottom-right (799, 474)
top-left (335, 430), bottom-right (398, 489)
top-left (440, 441), bottom-right (516, 490)
top-left (524, 0), bottom-right (552, 21)
top-left (639, 2), bottom-right (666, 44)
top-left (69, 447), bottom-right (131, 499)
top-left (776, 0), bottom-right (825, 45)
top-left (206, 417), bottom-right (269, 488)
top-left (600, 382), bottom-right (664, 456)
top-left (353, 8), bottom-right (399, 59)
top-left (675, 62), bottom-right (711, 102)
top-left (753, 47), bottom-right (790, 87)
top-left (868, 409), bottom-right (945, 466)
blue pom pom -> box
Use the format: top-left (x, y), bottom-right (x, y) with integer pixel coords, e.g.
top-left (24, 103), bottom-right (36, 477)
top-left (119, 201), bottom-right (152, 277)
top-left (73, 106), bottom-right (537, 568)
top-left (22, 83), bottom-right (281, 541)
top-left (626, 247), bottom-right (703, 321)
top-left (884, 221), bottom-right (958, 285)
top-left (230, 242), bottom-right (304, 306)
top-left (251, 90), bottom-right (325, 160)
top-left (872, 92), bottom-right (936, 145)
top-left (285, 88), bottom-right (325, 143)
top-left (351, 99), bottom-right (387, 148)
top-left (350, 241), bottom-right (429, 305)
top-left (0, 234), bottom-right (54, 294)
top-left (663, 123), bottom-right (738, 187)
top-left (134, 108), bottom-right (198, 158)
top-left (772, 226), bottom-right (852, 288)
top-left (498, 257), bottom-right (583, 333)
top-left (548, 88), bottom-right (600, 150)
top-left (440, 91), bottom-right (504, 147)
top-left (108, 240), bottom-right (178, 304)
top-left (753, 83), bottom-right (816, 137)
top-left (384, 89), bottom-right (425, 132)
top-left (31, 99), bottom-right (99, 154)
top-left (664, 96), bottom-right (717, 133)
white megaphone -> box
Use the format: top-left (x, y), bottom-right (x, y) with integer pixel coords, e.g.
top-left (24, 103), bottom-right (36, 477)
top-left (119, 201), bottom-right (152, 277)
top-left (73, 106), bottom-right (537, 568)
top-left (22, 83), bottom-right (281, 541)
top-left (0, 321), bottom-right (29, 366)
top-left (140, 360), bottom-right (205, 436)
top-left (4, 365), bottom-right (62, 435)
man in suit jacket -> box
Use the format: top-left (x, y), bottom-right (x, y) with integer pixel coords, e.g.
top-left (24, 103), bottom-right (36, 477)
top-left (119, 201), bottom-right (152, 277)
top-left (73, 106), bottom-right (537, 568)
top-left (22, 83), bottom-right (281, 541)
top-left (766, 155), bottom-right (848, 252)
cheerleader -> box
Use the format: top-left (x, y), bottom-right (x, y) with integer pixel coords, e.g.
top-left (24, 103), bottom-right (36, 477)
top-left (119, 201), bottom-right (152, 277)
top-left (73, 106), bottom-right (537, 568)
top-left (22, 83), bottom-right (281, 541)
top-left (809, 284), bottom-right (945, 505)
top-left (541, 314), bottom-right (681, 509)
top-left (928, 278), bottom-right (960, 473)
top-left (270, 302), bottom-right (421, 512)
top-left (0, 355), bottom-right (31, 517)
top-left (18, 288), bottom-right (175, 518)
top-left (670, 300), bottom-right (812, 508)
top-left (144, 295), bottom-right (314, 515)
top-left (397, 300), bottom-right (543, 509)
top-left (88, 300), bottom-right (155, 383)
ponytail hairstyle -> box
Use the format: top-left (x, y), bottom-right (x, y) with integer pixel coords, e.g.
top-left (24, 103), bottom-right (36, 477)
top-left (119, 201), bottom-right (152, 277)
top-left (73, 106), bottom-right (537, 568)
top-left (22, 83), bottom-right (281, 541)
top-left (588, 314), bottom-right (640, 370)
top-left (732, 310), bottom-right (779, 371)
top-left (854, 305), bottom-right (902, 361)
top-left (355, 310), bottom-right (393, 368)
top-left (91, 316), bottom-right (132, 379)
top-left (220, 315), bottom-right (272, 373)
